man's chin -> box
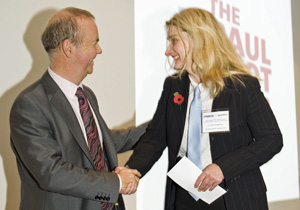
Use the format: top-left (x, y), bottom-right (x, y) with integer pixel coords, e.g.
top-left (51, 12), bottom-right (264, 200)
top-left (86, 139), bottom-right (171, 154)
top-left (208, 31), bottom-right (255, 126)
top-left (87, 68), bottom-right (94, 75)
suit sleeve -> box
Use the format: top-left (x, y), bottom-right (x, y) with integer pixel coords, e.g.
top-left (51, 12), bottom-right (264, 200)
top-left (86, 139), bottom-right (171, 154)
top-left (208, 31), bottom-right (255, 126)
top-left (10, 93), bottom-right (120, 203)
top-left (126, 77), bottom-right (173, 176)
top-left (214, 77), bottom-right (283, 182)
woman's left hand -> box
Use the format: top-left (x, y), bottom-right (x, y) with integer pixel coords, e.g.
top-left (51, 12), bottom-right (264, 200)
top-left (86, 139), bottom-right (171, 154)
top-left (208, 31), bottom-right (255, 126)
top-left (194, 163), bottom-right (224, 192)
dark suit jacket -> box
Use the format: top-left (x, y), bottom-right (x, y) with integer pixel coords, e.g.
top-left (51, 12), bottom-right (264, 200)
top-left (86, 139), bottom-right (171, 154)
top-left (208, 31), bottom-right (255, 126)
top-left (127, 72), bottom-right (283, 210)
top-left (10, 71), bottom-right (146, 210)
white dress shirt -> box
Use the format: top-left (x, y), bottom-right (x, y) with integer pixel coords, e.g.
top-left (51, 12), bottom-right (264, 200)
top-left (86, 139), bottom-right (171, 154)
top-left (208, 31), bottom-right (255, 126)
top-left (178, 76), bottom-right (213, 169)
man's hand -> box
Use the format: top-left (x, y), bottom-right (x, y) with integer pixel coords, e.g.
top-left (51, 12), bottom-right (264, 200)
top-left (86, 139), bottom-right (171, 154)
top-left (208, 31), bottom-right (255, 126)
top-left (194, 163), bottom-right (224, 192)
top-left (114, 166), bottom-right (141, 195)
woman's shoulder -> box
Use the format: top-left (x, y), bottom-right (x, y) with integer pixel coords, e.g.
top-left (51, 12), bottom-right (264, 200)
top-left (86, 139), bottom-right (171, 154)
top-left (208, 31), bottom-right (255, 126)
top-left (165, 71), bottom-right (188, 83)
top-left (225, 74), bottom-right (260, 88)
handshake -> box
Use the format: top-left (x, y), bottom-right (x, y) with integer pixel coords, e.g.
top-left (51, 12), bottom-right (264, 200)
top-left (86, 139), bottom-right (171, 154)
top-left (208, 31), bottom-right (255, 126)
top-left (114, 166), bottom-right (141, 195)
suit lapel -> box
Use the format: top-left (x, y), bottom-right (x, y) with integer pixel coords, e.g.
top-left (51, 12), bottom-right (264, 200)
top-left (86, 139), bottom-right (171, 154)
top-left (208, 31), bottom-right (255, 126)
top-left (42, 72), bottom-right (95, 167)
top-left (172, 73), bottom-right (190, 138)
top-left (84, 88), bottom-right (118, 170)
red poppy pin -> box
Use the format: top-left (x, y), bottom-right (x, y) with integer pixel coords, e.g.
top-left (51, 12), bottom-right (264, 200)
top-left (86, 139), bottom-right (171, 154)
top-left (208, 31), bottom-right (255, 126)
top-left (173, 92), bottom-right (184, 110)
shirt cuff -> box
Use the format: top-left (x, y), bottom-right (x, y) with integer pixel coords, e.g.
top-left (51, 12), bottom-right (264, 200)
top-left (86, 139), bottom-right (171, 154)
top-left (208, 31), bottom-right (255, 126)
top-left (117, 174), bottom-right (122, 192)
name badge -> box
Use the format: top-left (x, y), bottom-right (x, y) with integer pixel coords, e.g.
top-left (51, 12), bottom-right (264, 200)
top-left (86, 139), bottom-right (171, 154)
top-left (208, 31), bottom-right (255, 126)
top-left (202, 110), bottom-right (230, 133)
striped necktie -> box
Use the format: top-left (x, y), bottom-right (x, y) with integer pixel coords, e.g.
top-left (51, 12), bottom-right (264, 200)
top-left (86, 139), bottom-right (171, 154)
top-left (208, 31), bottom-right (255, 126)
top-left (76, 87), bottom-right (114, 210)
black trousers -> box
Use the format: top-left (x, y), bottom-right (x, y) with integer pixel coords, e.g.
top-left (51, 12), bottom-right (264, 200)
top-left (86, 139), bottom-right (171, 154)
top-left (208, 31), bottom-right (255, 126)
top-left (175, 186), bottom-right (227, 210)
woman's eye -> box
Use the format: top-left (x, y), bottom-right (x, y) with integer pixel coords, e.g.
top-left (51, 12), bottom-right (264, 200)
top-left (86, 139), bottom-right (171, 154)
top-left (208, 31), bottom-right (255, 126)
top-left (171, 38), bottom-right (177, 44)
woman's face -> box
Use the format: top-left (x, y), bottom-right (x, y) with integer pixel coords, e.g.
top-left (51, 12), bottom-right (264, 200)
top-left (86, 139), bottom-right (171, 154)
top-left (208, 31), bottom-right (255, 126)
top-left (165, 25), bottom-right (193, 72)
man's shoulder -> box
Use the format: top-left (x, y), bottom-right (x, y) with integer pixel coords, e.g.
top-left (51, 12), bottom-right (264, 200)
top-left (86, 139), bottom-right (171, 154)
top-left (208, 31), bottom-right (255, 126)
top-left (12, 72), bottom-right (52, 109)
top-left (16, 79), bottom-right (44, 100)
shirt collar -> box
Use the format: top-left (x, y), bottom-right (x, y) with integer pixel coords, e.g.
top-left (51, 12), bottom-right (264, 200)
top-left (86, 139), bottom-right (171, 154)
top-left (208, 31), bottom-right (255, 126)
top-left (188, 75), bottom-right (209, 95)
top-left (48, 67), bottom-right (83, 98)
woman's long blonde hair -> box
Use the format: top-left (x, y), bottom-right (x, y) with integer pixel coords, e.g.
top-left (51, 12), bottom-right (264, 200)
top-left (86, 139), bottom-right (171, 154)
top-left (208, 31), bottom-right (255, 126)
top-left (166, 8), bottom-right (253, 97)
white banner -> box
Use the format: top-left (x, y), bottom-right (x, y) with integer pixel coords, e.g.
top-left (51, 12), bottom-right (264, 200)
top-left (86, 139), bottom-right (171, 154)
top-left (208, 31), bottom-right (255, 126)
top-left (135, 0), bottom-right (298, 209)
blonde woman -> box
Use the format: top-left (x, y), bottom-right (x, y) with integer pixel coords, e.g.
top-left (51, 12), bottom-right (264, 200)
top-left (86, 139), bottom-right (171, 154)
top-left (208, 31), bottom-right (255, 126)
top-left (125, 8), bottom-right (282, 210)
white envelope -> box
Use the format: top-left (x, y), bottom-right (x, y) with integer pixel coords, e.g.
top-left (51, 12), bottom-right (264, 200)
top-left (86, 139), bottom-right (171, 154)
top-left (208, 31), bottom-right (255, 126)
top-left (167, 156), bottom-right (227, 204)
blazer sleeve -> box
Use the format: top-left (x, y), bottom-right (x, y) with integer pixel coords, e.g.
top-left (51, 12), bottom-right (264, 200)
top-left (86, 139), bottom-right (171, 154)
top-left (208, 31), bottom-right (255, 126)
top-left (110, 122), bottom-right (148, 153)
top-left (84, 85), bottom-right (148, 154)
top-left (214, 77), bottom-right (283, 182)
top-left (126, 77), bottom-right (173, 176)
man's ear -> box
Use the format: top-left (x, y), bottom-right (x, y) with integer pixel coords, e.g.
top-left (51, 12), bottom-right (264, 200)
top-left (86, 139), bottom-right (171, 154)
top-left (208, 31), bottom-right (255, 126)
top-left (62, 39), bottom-right (73, 57)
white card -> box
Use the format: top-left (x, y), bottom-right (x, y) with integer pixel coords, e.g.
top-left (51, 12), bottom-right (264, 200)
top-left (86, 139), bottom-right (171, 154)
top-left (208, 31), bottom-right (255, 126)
top-left (167, 156), bottom-right (227, 204)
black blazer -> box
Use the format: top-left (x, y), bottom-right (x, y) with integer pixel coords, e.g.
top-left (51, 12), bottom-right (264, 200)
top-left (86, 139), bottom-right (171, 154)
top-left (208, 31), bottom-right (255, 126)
top-left (127, 72), bottom-right (283, 210)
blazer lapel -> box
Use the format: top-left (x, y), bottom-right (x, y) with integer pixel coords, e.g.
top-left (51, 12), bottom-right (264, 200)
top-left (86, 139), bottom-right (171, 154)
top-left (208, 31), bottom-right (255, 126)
top-left (172, 73), bottom-right (190, 138)
top-left (173, 74), bottom-right (234, 136)
top-left (42, 72), bottom-right (95, 167)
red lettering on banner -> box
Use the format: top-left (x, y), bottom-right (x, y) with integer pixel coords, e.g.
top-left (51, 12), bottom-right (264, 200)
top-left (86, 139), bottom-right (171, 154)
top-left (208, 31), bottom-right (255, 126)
top-left (260, 66), bottom-right (271, 92)
top-left (247, 62), bottom-right (259, 77)
top-left (220, 1), bottom-right (230, 22)
top-left (211, 0), bottom-right (218, 15)
top-left (229, 27), bottom-right (244, 56)
top-left (246, 33), bottom-right (259, 61)
top-left (261, 39), bottom-right (271, 65)
top-left (232, 7), bottom-right (240, 26)
top-left (211, 0), bottom-right (240, 25)
top-left (211, 0), bottom-right (272, 95)
top-left (247, 63), bottom-right (271, 93)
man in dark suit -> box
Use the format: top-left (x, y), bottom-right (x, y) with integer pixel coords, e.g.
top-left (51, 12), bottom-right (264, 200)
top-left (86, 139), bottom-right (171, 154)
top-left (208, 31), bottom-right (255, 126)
top-left (125, 8), bottom-right (283, 210)
top-left (10, 7), bottom-right (145, 210)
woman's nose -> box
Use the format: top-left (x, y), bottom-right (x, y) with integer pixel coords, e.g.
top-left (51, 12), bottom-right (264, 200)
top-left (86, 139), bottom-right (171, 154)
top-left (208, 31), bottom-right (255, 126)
top-left (165, 47), bottom-right (172, 56)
